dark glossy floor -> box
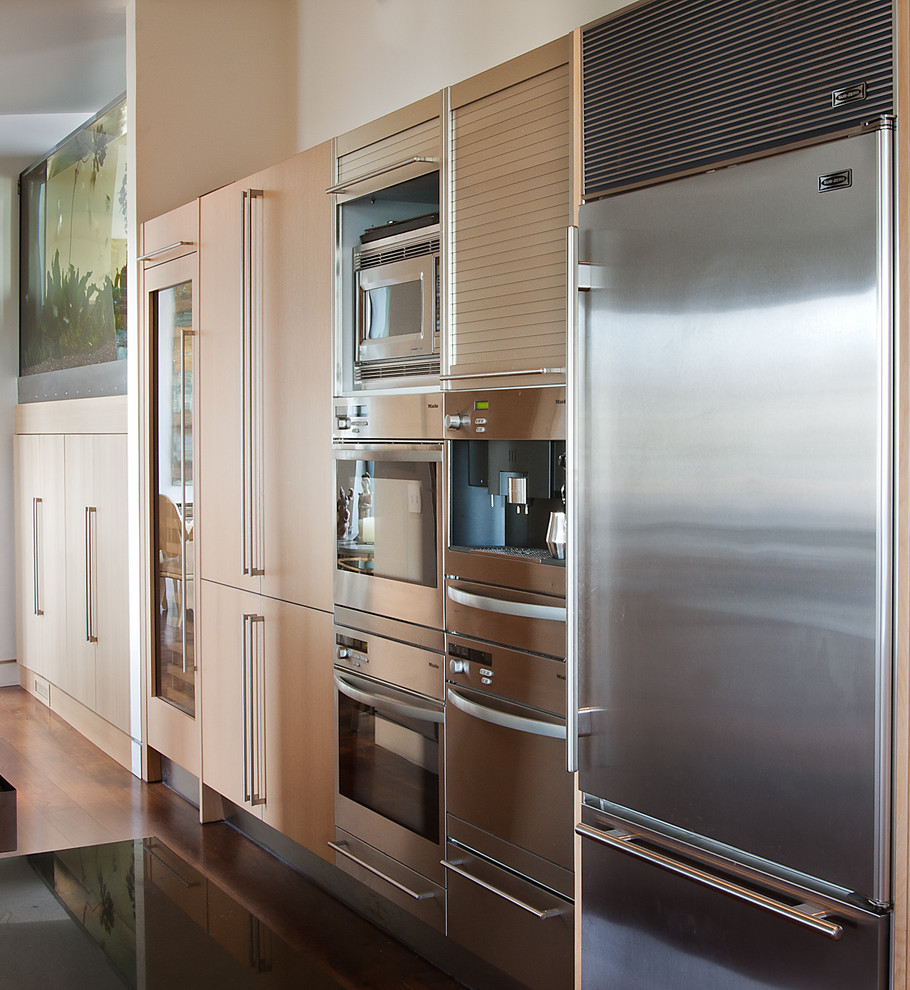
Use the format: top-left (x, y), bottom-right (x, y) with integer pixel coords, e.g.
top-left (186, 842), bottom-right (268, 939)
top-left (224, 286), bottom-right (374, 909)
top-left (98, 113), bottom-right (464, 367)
top-left (0, 685), bottom-right (465, 989)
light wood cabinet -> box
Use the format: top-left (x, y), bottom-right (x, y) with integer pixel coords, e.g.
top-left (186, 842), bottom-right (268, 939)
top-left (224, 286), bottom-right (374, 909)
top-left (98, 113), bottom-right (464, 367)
top-left (63, 433), bottom-right (130, 731)
top-left (446, 36), bottom-right (575, 390)
top-left (197, 142), bottom-right (333, 610)
top-left (14, 433), bottom-right (66, 688)
top-left (14, 399), bottom-right (130, 750)
top-left (199, 579), bottom-right (334, 858)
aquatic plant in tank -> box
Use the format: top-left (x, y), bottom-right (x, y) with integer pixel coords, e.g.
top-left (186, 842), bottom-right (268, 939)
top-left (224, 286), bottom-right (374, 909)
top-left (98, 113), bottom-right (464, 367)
top-left (19, 96), bottom-right (128, 383)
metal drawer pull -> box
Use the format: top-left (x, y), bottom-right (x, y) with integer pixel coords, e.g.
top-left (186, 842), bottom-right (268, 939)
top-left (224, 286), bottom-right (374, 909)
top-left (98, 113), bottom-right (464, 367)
top-left (325, 156), bottom-right (438, 195)
top-left (442, 859), bottom-right (565, 919)
top-left (329, 841), bottom-right (436, 901)
top-left (575, 823), bottom-right (843, 940)
top-left (137, 240), bottom-right (194, 262)
top-left (84, 506), bottom-right (97, 643)
top-left (447, 584), bottom-right (566, 622)
top-left (447, 688), bottom-right (566, 740)
top-left (440, 367), bottom-right (565, 382)
top-left (334, 673), bottom-right (443, 724)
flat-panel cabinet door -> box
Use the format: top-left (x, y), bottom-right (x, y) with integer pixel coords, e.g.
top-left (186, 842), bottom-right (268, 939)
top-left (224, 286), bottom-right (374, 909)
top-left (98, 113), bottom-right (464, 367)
top-left (91, 433), bottom-right (129, 731)
top-left (14, 433), bottom-right (66, 684)
top-left (197, 179), bottom-right (261, 595)
top-left (63, 434), bottom-right (98, 711)
top-left (258, 144), bottom-right (334, 612)
top-left (259, 597), bottom-right (334, 859)
top-left (199, 579), bottom-right (263, 817)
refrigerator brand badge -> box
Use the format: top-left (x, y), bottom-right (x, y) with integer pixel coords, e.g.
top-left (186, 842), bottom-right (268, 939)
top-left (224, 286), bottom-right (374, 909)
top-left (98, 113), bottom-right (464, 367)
top-left (818, 169), bottom-right (852, 193)
top-left (831, 83), bottom-right (867, 108)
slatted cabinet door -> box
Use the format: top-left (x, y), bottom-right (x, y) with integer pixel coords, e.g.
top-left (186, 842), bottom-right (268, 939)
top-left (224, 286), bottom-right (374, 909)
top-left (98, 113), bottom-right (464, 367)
top-left (447, 36), bottom-right (574, 390)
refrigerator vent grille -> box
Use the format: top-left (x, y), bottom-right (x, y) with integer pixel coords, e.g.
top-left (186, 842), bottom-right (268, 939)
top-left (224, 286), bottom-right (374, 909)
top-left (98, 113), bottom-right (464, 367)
top-left (582, 0), bottom-right (893, 197)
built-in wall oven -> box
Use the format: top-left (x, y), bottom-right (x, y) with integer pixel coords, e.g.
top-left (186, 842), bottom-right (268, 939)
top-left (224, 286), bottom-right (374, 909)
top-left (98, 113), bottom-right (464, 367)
top-left (333, 393), bottom-right (444, 630)
top-left (442, 387), bottom-right (574, 989)
top-left (331, 607), bottom-right (446, 931)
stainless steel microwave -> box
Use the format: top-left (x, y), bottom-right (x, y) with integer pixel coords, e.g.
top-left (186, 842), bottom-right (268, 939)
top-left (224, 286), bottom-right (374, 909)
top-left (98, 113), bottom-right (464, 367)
top-left (353, 223), bottom-right (440, 384)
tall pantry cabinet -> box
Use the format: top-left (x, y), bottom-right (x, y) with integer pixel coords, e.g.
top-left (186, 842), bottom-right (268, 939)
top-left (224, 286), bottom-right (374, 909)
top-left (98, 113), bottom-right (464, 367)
top-left (196, 142), bottom-right (335, 860)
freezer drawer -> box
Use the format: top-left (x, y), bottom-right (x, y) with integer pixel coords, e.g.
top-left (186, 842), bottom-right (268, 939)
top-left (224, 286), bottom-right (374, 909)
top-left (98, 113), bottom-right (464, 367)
top-left (579, 815), bottom-right (890, 990)
top-left (444, 840), bottom-right (573, 990)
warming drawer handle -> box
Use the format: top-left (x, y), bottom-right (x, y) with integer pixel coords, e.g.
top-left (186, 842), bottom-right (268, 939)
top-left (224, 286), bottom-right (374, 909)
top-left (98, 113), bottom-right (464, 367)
top-left (447, 585), bottom-right (566, 622)
top-left (441, 858), bottom-right (566, 919)
top-left (334, 673), bottom-right (444, 724)
top-left (329, 841), bottom-right (437, 901)
top-left (575, 823), bottom-right (844, 940)
top-left (325, 156), bottom-right (438, 195)
top-left (446, 688), bottom-right (566, 740)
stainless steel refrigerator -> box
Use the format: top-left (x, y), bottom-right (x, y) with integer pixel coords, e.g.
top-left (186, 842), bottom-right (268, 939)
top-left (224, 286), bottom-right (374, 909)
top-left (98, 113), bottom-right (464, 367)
top-left (570, 122), bottom-right (894, 989)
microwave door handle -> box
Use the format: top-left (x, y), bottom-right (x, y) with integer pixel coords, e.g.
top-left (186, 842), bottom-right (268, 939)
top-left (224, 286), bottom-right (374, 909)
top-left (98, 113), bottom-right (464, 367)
top-left (447, 584), bottom-right (567, 622)
top-left (447, 688), bottom-right (566, 740)
top-left (334, 672), bottom-right (444, 724)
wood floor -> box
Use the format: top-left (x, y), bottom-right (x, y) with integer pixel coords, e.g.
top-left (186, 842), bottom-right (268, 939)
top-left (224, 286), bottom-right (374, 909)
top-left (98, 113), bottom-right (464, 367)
top-left (0, 685), bottom-right (465, 989)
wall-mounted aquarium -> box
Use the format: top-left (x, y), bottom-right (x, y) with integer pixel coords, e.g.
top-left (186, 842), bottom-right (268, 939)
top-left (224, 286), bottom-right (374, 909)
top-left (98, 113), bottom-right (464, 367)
top-left (19, 95), bottom-right (127, 402)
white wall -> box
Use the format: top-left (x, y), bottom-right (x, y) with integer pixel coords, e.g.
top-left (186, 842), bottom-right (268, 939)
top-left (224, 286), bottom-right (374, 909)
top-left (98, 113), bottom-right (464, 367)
top-left (295, 0), bottom-right (626, 149)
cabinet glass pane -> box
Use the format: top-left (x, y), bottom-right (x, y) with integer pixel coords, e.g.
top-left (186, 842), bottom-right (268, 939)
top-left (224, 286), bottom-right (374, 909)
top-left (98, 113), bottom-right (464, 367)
top-left (152, 280), bottom-right (195, 715)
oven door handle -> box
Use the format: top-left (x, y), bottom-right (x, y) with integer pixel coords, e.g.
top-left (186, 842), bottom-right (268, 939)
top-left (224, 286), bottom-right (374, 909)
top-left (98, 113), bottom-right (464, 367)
top-left (334, 672), bottom-right (444, 724)
top-left (447, 584), bottom-right (566, 622)
top-left (447, 688), bottom-right (566, 739)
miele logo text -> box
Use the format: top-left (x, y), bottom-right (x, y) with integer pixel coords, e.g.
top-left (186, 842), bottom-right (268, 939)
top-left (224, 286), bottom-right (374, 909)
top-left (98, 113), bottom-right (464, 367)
top-left (818, 170), bottom-right (852, 193)
top-left (427, 402), bottom-right (439, 409)
top-left (428, 661), bottom-right (440, 669)
top-left (556, 398), bottom-right (566, 405)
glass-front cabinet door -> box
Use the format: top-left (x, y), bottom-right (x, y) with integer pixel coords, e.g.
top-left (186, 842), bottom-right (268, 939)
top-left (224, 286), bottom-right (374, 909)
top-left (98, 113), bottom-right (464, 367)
top-left (149, 266), bottom-right (196, 717)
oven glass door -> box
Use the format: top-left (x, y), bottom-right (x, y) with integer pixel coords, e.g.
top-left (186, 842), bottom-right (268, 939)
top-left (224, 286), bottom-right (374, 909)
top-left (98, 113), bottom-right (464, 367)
top-left (335, 669), bottom-right (444, 882)
top-left (334, 444), bottom-right (443, 629)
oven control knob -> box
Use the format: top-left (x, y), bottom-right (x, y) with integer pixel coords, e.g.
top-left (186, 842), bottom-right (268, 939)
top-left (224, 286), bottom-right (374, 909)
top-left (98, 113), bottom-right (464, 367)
top-left (336, 415), bottom-right (351, 430)
top-left (449, 659), bottom-right (469, 675)
top-left (444, 413), bottom-right (470, 430)
top-left (337, 648), bottom-right (350, 660)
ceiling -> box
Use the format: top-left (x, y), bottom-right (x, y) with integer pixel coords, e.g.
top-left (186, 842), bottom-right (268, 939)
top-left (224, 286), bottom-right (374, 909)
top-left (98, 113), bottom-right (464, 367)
top-left (0, 0), bottom-right (126, 163)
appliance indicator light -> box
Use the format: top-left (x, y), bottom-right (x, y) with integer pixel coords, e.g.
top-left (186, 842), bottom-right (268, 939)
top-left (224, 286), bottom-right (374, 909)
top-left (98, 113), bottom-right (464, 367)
top-left (474, 401), bottom-right (490, 410)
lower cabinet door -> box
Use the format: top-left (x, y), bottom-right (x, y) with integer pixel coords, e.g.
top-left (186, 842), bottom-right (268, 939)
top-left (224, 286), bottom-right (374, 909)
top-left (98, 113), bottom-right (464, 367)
top-left (199, 580), bottom-right (263, 815)
top-left (200, 581), bottom-right (335, 858)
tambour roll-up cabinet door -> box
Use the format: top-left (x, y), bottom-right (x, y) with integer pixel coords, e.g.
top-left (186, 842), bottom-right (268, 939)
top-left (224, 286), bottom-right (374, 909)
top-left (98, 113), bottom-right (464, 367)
top-left (447, 36), bottom-right (574, 390)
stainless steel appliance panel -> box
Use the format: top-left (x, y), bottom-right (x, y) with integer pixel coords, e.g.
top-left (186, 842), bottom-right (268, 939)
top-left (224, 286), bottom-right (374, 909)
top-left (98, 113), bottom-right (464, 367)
top-left (445, 578), bottom-right (566, 658)
top-left (446, 635), bottom-right (573, 872)
top-left (574, 129), bottom-right (892, 900)
top-left (334, 392), bottom-right (443, 441)
top-left (444, 840), bottom-right (574, 990)
top-left (334, 442), bottom-right (443, 630)
top-left (333, 620), bottom-right (446, 888)
top-left (579, 810), bottom-right (889, 990)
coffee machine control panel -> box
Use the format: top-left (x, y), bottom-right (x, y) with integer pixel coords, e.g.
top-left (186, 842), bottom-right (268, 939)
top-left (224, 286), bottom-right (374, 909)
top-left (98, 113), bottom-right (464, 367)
top-left (443, 387), bottom-right (566, 440)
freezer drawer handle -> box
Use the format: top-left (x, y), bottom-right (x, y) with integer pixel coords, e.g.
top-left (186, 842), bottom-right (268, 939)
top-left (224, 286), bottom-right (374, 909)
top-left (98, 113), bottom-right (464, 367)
top-left (447, 585), bottom-right (566, 622)
top-left (575, 823), bottom-right (843, 940)
top-left (447, 688), bottom-right (566, 739)
top-left (329, 841), bottom-right (436, 901)
top-left (442, 858), bottom-right (566, 919)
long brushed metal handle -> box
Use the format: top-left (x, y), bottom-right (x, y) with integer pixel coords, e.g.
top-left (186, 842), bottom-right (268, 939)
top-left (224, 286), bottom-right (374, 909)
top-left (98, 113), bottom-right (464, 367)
top-left (84, 506), bottom-right (98, 643)
top-left (251, 613), bottom-right (266, 807)
top-left (32, 497), bottom-right (43, 616)
top-left (441, 858), bottom-right (566, 919)
top-left (439, 367), bottom-right (566, 382)
top-left (329, 841), bottom-right (436, 900)
top-left (241, 612), bottom-right (266, 806)
top-left (334, 672), bottom-right (444, 724)
top-left (566, 223), bottom-right (579, 772)
top-left (447, 688), bottom-right (565, 739)
top-left (325, 156), bottom-right (438, 195)
top-left (575, 822), bottom-right (844, 940)
top-left (241, 613), bottom-right (252, 802)
top-left (447, 584), bottom-right (566, 622)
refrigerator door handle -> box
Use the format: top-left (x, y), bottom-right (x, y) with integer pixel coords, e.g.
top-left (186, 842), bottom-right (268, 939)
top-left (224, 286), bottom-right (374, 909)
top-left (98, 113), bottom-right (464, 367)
top-left (575, 822), bottom-right (844, 940)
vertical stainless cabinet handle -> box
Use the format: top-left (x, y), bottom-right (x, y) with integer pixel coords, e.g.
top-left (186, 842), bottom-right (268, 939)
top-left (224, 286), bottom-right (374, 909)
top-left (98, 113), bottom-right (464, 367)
top-left (241, 612), bottom-right (266, 807)
top-left (84, 506), bottom-right (98, 643)
top-left (566, 224), bottom-right (579, 772)
top-left (32, 497), bottom-right (43, 616)
top-left (241, 189), bottom-right (264, 578)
